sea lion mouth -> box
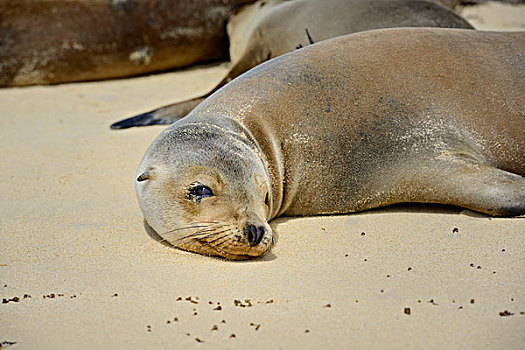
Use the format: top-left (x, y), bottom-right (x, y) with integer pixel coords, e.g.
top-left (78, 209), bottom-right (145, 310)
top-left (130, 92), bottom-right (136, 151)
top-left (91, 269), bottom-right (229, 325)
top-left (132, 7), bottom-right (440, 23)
top-left (144, 220), bottom-right (273, 260)
top-left (205, 238), bottom-right (274, 261)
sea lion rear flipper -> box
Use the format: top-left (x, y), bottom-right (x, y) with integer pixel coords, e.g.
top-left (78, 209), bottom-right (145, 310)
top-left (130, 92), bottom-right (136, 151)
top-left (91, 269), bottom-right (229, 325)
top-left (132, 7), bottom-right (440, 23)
top-left (110, 97), bottom-right (207, 129)
top-left (404, 157), bottom-right (525, 217)
top-left (109, 71), bottom-right (238, 130)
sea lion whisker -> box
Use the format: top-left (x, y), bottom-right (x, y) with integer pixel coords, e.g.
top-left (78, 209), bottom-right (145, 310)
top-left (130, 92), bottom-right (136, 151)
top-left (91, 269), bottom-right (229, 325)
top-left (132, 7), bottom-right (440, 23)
top-left (196, 223), bottom-right (234, 232)
top-left (188, 221), bottom-right (220, 225)
top-left (199, 231), bottom-right (235, 247)
top-left (173, 232), bottom-right (208, 242)
top-left (190, 230), bottom-right (220, 238)
top-left (203, 240), bottom-right (230, 256)
top-left (172, 231), bottom-right (211, 242)
top-left (198, 233), bottom-right (233, 246)
top-left (185, 224), bottom-right (234, 238)
top-left (163, 224), bottom-right (212, 235)
top-left (163, 222), bottom-right (227, 236)
top-left (185, 232), bottom-right (222, 243)
top-left (164, 231), bottom-right (208, 243)
top-left (192, 227), bottom-right (236, 240)
top-left (168, 223), bottom-right (235, 242)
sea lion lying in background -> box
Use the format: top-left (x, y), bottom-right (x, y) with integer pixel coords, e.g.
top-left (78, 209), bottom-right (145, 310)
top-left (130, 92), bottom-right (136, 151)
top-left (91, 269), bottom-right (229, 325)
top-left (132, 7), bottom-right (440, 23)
top-left (135, 28), bottom-right (525, 259)
top-left (110, 0), bottom-right (473, 129)
top-left (0, 0), bottom-right (255, 87)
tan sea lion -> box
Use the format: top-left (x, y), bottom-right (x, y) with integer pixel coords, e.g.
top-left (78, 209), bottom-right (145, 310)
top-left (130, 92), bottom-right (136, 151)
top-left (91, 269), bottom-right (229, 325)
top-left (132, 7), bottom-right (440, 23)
top-left (135, 28), bottom-right (525, 260)
top-left (0, 0), bottom-right (255, 87)
top-left (111, 0), bottom-right (473, 129)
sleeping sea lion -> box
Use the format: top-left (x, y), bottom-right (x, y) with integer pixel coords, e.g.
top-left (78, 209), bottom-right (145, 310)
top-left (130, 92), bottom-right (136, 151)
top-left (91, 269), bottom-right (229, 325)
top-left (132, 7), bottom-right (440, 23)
top-left (134, 28), bottom-right (525, 259)
top-left (0, 0), bottom-right (255, 87)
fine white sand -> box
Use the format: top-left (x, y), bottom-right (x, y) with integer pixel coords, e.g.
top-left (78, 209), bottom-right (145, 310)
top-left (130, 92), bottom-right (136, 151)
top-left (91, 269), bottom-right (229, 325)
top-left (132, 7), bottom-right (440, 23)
top-left (1, 2), bottom-right (524, 349)
top-left (457, 1), bottom-right (525, 31)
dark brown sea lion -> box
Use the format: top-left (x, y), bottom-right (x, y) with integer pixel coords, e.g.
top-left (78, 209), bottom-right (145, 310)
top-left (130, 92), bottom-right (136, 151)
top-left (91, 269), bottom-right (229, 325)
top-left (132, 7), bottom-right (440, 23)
top-left (135, 28), bottom-right (525, 259)
top-left (0, 0), bottom-right (255, 87)
top-left (111, 0), bottom-right (473, 129)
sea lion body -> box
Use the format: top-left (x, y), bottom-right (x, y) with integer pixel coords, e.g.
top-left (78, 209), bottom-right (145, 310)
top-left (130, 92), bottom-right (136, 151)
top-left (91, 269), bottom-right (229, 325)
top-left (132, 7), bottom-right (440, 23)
top-left (111, 0), bottom-right (473, 128)
top-left (0, 0), bottom-right (255, 87)
top-left (136, 28), bottom-right (525, 259)
top-left (226, 0), bottom-right (473, 82)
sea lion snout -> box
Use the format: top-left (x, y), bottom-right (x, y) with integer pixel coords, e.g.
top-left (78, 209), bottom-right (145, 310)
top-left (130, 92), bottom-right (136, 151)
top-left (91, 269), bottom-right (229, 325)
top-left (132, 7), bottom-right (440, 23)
top-left (244, 223), bottom-right (266, 246)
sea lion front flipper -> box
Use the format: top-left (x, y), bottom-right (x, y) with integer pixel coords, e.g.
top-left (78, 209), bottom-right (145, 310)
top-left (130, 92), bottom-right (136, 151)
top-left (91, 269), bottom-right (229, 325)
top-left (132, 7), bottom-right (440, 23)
top-left (110, 97), bottom-right (207, 129)
top-left (405, 157), bottom-right (525, 217)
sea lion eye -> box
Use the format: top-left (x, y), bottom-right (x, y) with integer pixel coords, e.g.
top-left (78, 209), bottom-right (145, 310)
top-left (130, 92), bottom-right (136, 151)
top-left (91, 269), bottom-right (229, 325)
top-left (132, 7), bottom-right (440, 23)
top-left (186, 184), bottom-right (214, 202)
top-left (193, 185), bottom-right (214, 197)
top-left (264, 192), bottom-right (269, 206)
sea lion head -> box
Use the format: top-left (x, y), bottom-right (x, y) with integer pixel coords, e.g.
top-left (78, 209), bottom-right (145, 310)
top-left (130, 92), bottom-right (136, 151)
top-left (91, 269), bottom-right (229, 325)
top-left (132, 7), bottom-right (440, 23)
top-left (136, 117), bottom-right (274, 260)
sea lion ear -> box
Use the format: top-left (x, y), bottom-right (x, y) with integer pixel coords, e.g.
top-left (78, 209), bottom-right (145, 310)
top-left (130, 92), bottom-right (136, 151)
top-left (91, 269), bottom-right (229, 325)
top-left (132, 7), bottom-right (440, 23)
top-left (137, 167), bottom-right (154, 182)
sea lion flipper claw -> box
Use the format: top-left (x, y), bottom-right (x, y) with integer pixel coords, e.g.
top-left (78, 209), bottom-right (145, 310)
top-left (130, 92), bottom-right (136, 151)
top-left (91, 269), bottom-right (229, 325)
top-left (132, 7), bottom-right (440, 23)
top-left (110, 97), bottom-right (206, 129)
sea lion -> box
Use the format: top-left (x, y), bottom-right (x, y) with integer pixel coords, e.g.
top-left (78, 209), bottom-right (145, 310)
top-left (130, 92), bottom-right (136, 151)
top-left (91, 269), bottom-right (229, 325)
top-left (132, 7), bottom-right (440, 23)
top-left (135, 28), bottom-right (525, 260)
top-left (111, 0), bottom-right (473, 129)
top-left (0, 0), bottom-right (255, 87)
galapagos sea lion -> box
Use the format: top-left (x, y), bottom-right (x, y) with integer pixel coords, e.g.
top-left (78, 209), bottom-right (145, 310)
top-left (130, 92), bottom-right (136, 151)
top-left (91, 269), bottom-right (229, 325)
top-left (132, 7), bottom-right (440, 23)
top-left (0, 0), bottom-right (255, 87)
top-left (111, 0), bottom-right (473, 129)
top-left (135, 28), bottom-right (525, 260)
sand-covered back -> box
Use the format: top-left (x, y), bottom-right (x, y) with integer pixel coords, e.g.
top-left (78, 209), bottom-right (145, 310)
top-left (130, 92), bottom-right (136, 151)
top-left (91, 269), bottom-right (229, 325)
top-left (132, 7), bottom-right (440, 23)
top-left (1, 2), bottom-right (524, 349)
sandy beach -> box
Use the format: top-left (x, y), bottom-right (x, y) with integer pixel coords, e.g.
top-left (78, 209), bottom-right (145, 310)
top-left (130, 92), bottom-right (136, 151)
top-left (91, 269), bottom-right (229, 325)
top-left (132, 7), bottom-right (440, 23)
top-left (1, 2), bottom-right (524, 349)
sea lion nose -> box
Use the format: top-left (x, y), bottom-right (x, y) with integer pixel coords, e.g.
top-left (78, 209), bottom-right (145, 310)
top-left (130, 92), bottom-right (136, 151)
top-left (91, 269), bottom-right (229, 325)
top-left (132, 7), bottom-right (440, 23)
top-left (244, 223), bottom-right (266, 246)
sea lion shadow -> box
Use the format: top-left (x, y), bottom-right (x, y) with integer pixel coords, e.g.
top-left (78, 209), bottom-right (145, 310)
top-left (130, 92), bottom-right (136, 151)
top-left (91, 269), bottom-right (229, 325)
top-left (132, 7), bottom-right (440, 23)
top-left (143, 220), bottom-right (175, 248)
top-left (271, 203), bottom-right (493, 226)
top-left (370, 203), bottom-right (507, 218)
top-left (363, 203), bottom-right (477, 216)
